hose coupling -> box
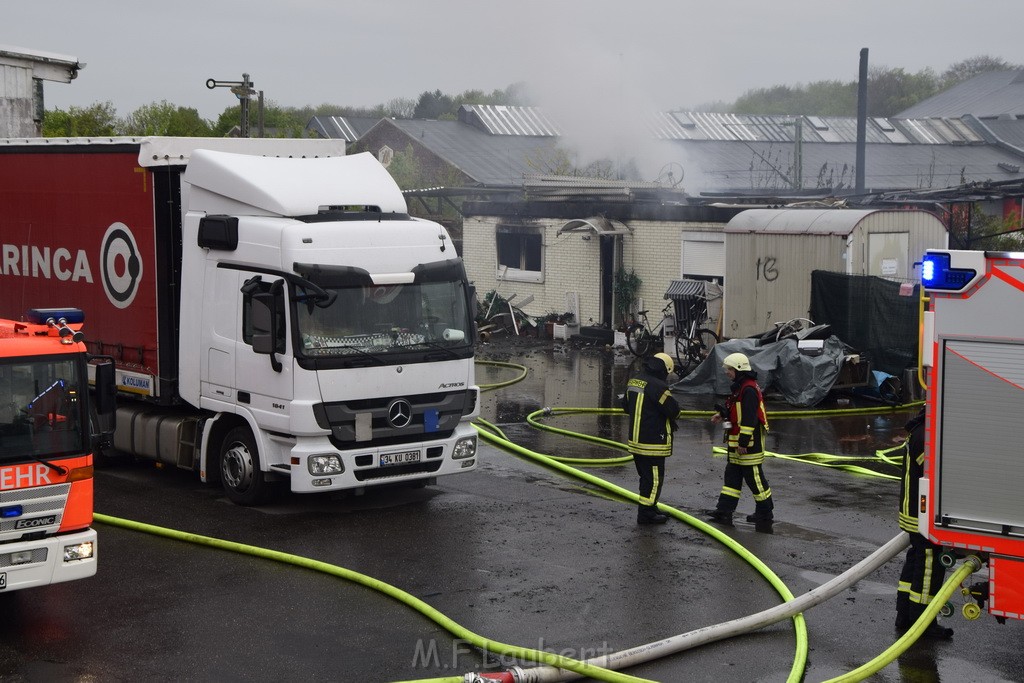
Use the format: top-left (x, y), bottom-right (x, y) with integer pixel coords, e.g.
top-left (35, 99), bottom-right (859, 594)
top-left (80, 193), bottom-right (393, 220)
top-left (466, 667), bottom-right (524, 682)
top-left (543, 407), bottom-right (553, 416)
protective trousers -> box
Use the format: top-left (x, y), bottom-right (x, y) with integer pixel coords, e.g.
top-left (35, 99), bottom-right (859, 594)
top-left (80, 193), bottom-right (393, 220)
top-left (716, 461), bottom-right (773, 521)
top-left (633, 453), bottom-right (665, 516)
top-left (896, 532), bottom-right (947, 629)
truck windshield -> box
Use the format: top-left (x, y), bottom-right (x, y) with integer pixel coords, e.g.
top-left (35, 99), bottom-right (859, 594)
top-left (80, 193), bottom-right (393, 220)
top-left (0, 357), bottom-right (87, 463)
top-left (295, 280), bottom-right (471, 357)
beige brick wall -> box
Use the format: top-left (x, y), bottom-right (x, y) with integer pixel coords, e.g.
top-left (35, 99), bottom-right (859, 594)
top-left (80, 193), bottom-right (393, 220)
top-left (464, 215), bottom-right (724, 327)
top-left (464, 216), bottom-right (602, 323)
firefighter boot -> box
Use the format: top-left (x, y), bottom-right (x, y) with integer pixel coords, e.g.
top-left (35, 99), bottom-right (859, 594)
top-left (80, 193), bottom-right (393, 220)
top-left (895, 592), bottom-right (911, 632)
top-left (637, 505), bottom-right (669, 525)
top-left (921, 622), bottom-right (954, 640)
top-left (746, 504), bottom-right (774, 533)
top-left (705, 509), bottom-right (734, 526)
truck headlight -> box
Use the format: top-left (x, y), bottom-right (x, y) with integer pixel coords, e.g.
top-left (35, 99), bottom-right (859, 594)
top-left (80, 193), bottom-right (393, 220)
top-left (452, 436), bottom-right (477, 460)
top-left (308, 454), bottom-right (343, 475)
top-left (64, 542), bottom-right (94, 562)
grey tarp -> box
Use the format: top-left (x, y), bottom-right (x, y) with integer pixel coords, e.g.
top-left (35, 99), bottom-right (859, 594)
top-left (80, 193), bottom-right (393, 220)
top-left (671, 336), bottom-right (849, 407)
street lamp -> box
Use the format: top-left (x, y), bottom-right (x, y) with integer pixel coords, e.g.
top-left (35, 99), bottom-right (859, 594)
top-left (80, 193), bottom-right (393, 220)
top-left (206, 73), bottom-right (262, 137)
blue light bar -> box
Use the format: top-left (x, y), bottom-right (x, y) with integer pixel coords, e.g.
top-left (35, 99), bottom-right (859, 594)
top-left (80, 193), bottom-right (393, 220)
top-left (25, 308), bottom-right (85, 325)
top-left (1, 505), bottom-right (24, 519)
top-left (921, 252), bottom-right (976, 292)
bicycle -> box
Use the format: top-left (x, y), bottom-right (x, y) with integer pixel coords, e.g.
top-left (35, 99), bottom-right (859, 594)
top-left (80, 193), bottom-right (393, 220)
top-left (625, 302), bottom-right (720, 377)
top-left (673, 302), bottom-right (720, 378)
top-left (625, 303), bottom-right (675, 358)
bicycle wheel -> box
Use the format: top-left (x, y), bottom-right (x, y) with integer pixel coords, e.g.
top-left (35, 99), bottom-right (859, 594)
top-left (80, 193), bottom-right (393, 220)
top-left (626, 325), bottom-right (655, 357)
top-left (690, 328), bottom-right (720, 366)
top-left (675, 328), bottom-right (719, 377)
top-left (673, 334), bottom-right (695, 377)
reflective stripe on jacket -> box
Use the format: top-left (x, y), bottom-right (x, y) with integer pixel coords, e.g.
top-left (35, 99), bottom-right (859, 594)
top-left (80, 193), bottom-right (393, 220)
top-left (899, 411), bottom-right (926, 533)
top-left (726, 376), bottom-right (768, 465)
top-left (622, 372), bottom-right (679, 457)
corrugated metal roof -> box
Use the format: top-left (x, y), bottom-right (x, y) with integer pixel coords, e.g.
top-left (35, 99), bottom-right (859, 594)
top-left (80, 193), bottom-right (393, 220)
top-left (646, 111), bottom-right (694, 140)
top-left (306, 116), bottom-right (379, 142)
top-left (384, 118), bottom-right (560, 185)
top-left (668, 138), bottom-right (1024, 192)
top-left (650, 111), bottom-right (983, 145)
top-left (897, 70), bottom-right (1024, 118)
top-left (340, 97), bottom-right (1024, 193)
top-left (458, 105), bottom-right (560, 136)
top-left (975, 117), bottom-right (1024, 151)
top-left (893, 117), bottom-right (985, 144)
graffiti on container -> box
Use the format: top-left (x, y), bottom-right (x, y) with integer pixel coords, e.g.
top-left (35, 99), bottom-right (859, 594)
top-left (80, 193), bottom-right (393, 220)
top-left (756, 256), bottom-right (779, 282)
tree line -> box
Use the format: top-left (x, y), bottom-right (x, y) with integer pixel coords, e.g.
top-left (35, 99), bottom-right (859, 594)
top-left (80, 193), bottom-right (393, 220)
top-left (728, 56), bottom-right (1022, 117)
top-left (42, 55), bottom-right (1020, 138)
top-left (41, 84), bottom-right (529, 138)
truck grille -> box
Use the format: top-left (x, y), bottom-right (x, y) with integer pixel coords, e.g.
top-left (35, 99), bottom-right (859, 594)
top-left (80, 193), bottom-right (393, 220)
top-left (353, 460), bottom-right (443, 482)
top-left (313, 390), bottom-right (474, 449)
top-left (0, 483), bottom-right (69, 542)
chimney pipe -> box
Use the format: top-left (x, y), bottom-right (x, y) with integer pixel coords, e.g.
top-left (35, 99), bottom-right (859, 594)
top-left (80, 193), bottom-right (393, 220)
top-left (856, 48), bottom-right (868, 194)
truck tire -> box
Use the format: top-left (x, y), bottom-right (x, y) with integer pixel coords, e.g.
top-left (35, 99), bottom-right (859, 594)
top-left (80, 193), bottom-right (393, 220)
top-left (219, 426), bottom-right (273, 506)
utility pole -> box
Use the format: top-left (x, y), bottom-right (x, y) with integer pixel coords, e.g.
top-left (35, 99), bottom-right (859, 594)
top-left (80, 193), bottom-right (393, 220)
top-left (793, 117), bottom-right (803, 190)
top-left (856, 48), bottom-right (868, 193)
top-left (206, 73), bottom-right (259, 137)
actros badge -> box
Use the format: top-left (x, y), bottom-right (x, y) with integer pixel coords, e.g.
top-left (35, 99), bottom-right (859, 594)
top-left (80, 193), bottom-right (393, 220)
top-left (101, 222), bottom-right (142, 309)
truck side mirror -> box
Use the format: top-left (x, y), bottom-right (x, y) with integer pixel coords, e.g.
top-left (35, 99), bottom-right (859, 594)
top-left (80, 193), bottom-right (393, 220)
top-left (251, 290), bottom-right (283, 373)
top-left (93, 359), bottom-right (117, 441)
top-left (94, 360), bottom-right (117, 416)
top-left (251, 291), bottom-right (277, 355)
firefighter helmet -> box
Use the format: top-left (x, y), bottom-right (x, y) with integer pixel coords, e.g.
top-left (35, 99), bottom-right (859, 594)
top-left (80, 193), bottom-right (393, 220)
top-left (722, 352), bottom-right (751, 372)
top-left (653, 352), bottom-right (675, 374)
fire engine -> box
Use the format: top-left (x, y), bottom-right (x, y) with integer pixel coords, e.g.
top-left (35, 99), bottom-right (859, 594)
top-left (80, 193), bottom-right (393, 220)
top-left (921, 249), bottom-right (1024, 621)
top-left (0, 308), bottom-right (115, 592)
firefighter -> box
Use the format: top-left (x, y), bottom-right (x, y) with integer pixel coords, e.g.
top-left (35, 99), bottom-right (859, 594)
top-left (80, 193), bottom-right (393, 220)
top-left (621, 352), bottom-right (679, 525)
top-left (896, 408), bottom-right (954, 639)
top-left (706, 352), bottom-right (774, 533)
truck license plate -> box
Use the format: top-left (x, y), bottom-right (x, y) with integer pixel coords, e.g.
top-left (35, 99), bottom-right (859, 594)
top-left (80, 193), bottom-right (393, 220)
top-left (0, 572), bottom-right (6, 590)
top-left (380, 450), bottom-right (420, 467)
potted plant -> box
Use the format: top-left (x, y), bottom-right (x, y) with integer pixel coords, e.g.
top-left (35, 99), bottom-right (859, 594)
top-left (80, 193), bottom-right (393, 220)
top-left (613, 267), bottom-right (642, 329)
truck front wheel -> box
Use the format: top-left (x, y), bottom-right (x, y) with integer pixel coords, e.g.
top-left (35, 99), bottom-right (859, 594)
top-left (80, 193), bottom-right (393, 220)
top-left (219, 426), bottom-right (272, 506)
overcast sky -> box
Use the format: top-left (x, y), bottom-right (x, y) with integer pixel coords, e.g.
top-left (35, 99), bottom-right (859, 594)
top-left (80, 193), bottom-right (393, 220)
top-left (7, 0), bottom-right (1024, 123)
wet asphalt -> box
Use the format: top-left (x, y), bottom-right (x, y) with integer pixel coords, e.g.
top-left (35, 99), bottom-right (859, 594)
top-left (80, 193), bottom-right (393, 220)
top-left (0, 337), bottom-right (1020, 683)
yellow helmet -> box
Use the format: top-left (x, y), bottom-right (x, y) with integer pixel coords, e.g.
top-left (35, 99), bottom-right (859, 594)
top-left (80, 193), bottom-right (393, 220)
top-left (722, 352), bottom-right (751, 372)
top-left (653, 352), bottom-right (675, 374)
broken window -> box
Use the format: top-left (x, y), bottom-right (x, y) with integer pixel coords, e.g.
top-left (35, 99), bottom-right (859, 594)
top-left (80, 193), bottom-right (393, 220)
top-left (496, 224), bottom-right (543, 283)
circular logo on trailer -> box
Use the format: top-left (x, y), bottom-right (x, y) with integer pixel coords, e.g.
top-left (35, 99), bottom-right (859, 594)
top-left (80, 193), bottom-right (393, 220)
top-left (101, 223), bottom-right (143, 309)
top-left (387, 399), bottom-right (413, 429)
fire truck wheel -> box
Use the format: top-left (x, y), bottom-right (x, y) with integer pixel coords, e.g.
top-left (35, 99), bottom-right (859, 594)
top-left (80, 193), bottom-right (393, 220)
top-left (219, 426), bottom-right (272, 506)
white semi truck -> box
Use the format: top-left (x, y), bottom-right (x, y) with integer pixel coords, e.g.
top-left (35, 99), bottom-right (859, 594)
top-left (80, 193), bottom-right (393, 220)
top-left (0, 138), bottom-right (479, 505)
